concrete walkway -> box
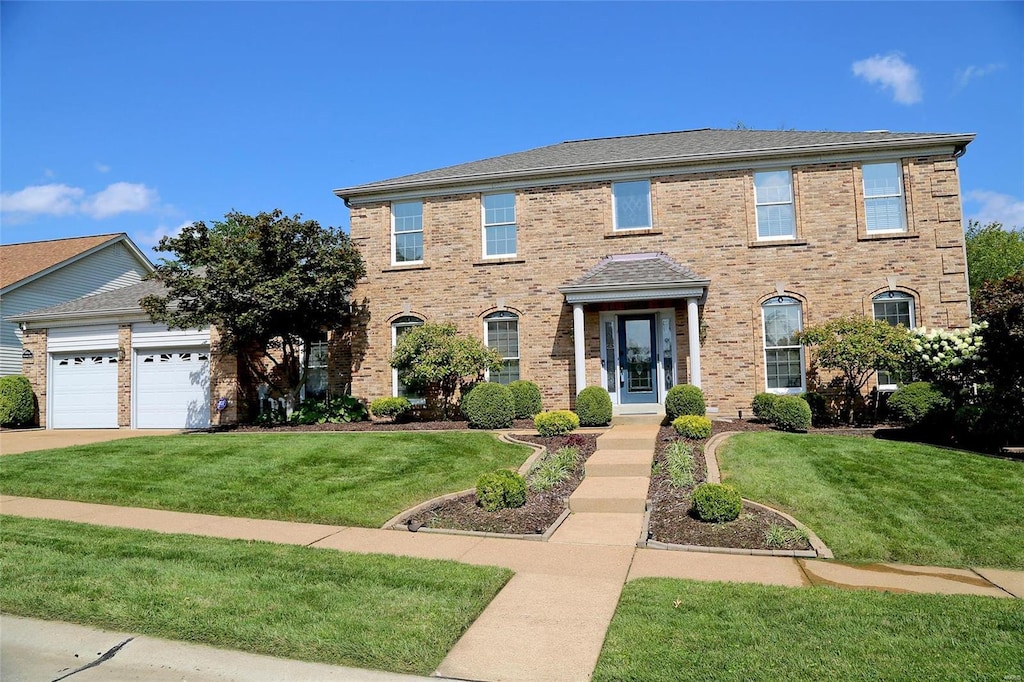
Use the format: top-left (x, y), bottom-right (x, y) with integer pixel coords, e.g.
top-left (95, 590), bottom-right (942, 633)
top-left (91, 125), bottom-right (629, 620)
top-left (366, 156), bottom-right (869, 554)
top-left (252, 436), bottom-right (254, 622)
top-left (2, 418), bottom-right (1022, 682)
top-left (0, 428), bottom-right (180, 455)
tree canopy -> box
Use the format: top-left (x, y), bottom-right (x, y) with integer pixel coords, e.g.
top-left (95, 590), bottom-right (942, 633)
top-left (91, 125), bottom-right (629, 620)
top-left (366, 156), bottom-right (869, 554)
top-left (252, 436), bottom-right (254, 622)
top-left (965, 220), bottom-right (1024, 300)
top-left (141, 209), bottom-right (365, 412)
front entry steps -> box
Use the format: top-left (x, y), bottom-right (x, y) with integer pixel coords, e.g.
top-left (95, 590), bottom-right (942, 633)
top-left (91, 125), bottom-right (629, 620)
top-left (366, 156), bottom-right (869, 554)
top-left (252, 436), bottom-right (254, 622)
top-left (569, 477), bottom-right (650, 513)
top-left (585, 449), bottom-right (653, 477)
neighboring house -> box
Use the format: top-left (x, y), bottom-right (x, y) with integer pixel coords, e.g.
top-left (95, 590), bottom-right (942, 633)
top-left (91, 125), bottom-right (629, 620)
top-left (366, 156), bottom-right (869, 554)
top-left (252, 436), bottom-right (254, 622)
top-left (0, 233), bottom-right (153, 377)
top-left (335, 128), bottom-right (974, 416)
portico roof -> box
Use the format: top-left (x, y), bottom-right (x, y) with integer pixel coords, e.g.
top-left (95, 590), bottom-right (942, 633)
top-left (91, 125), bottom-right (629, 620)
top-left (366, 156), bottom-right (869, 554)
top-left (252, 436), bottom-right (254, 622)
top-left (559, 252), bottom-right (709, 304)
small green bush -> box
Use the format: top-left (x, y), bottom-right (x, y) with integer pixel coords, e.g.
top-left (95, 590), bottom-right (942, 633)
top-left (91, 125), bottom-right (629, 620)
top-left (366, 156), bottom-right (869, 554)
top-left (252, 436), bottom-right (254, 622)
top-left (800, 391), bottom-right (830, 426)
top-left (528, 446), bottom-right (581, 492)
top-left (888, 382), bottom-right (951, 427)
top-left (369, 396), bottom-right (412, 421)
top-left (665, 440), bottom-right (695, 488)
top-left (576, 386), bottom-right (612, 426)
top-left (665, 384), bottom-right (706, 419)
top-left (508, 380), bottom-right (543, 418)
top-left (764, 524), bottom-right (809, 548)
top-left (672, 415), bottom-right (712, 439)
top-left (772, 395), bottom-right (812, 432)
top-left (692, 483), bottom-right (743, 523)
top-left (0, 375), bottom-right (35, 427)
top-left (461, 382), bottom-right (515, 429)
top-left (475, 469), bottom-right (527, 512)
top-left (751, 392), bottom-right (779, 422)
top-left (534, 410), bottom-right (580, 436)
top-left (289, 395), bottom-right (367, 425)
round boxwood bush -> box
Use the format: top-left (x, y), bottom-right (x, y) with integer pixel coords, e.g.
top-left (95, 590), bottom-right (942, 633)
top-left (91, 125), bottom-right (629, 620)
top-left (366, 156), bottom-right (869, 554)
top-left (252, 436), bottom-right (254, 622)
top-left (888, 382), bottom-right (950, 427)
top-left (534, 410), bottom-right (580, 436)
top-left (665, 384), bottom-right (706, 420)
top-left (751, 392), bottom-right (779, 422)
top-left (692, 483), bottom-right (742, 523)
top-left (369, 396), bottom-right (412, 421)
top-left (772, 395), bottom-right (812, 432)
top-left (672, 415), bottom-right (712, 439)
top-left (508, 380), bottom-right (543, 419)
top-left (475, 469), bottom-right (527, 512)
top-left (461, 382), bottom-right (515, 429)
top-left (0, 375), bottom-right (35, 427)
top-left (575, 386), bottom-right (612, 426)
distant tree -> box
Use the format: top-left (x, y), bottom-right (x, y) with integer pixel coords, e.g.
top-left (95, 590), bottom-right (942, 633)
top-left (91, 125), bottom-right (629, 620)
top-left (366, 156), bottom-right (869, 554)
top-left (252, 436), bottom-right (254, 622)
top-left (141, 209), bottom-right (365, 415)
top-left (965, 220), bottom-right (1024, 300)
top-left (800, 315), bottom-right (915, 424)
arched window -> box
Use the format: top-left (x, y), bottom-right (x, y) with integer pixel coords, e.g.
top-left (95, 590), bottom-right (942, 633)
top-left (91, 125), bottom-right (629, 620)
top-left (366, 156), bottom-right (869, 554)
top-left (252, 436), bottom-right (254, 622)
top-left (484, 311), bottom-right (520, 385)
top-left (392, 315), bottom-right (424, 402)
top-left (873, 291), bottom-right (916, 390)
top-left (762, 296), bottom-right (805, 392)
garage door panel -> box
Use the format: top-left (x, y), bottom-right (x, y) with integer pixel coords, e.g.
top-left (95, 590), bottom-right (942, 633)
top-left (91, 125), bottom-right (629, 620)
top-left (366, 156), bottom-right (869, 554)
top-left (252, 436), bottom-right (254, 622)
top-left (51, 354), bottom-right (118, 429)
top-left (135, 349), bottom-right (210, 429)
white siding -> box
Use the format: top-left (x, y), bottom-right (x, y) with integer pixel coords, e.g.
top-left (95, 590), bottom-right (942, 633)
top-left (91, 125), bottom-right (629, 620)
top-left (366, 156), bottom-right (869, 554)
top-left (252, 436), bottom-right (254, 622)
top-left (131, 322), bottom-right (210, 348)
top-left (47, 325), bottom-right (119, 352)
top-left (0, 242), bottom-right (150, 375)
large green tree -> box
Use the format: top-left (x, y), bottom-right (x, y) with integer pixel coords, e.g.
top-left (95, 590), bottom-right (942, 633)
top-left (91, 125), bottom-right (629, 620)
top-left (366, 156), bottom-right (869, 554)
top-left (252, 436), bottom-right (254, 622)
top-left (973, 271), bottom-right (1024, 443)
top-left (965, 220), bottom-right (1024, 300)
top-left (141, 210), bottom-right (365, 414)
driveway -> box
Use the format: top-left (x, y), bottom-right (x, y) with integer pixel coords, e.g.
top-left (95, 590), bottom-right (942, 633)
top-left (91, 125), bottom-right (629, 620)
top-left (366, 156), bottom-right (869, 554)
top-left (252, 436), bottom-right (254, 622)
top-left (1, 429), bottom-right (180, 455)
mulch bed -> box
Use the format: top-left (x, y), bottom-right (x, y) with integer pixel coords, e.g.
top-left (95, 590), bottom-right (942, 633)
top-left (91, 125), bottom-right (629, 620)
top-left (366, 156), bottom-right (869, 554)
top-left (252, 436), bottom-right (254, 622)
top-left (646, 425), bottom-right (812, 551)
top-left (403, 434), bottom-right (600, 536)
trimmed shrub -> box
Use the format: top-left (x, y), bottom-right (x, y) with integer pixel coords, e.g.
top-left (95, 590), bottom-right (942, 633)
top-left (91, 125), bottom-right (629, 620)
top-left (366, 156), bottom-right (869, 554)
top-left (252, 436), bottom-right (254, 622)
top-left (772, 395), bottom-right (812, 432)
top-left (800, 391), bottom-right (830, 427)
top-left (576, 386), bottom-right (612, 426)
top-left (888, 382), bottom-right (950, 427)
top-left (692, 483), bottom-right (743, 523)
top-left (672, 415), bottom-right (712, 439)
top-left (534, 410), bottom-right (580, 436)
top-left (508, 380), bottom-right (543, 419)
top-left (369, 396), bottom-right (412, 421)
top-left (665, 384), bottom-right (706, 419)
top-left (0, 375), bottom-right (34, 427)
top-left (751, 392), bottom-right (779, 422)
top-left (461, 382), bottom-right (515, 429)
top-left (475, 469), bottom-right (527, 512)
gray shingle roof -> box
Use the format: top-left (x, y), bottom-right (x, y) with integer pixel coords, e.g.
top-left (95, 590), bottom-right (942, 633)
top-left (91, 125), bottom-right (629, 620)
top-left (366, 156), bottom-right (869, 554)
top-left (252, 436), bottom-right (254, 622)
top-left (9, 278), bottom-right (167, 322)
top-left (564, 253), bottom-right (708, 290)
top-left (336, 128), bottom-right (973, 198)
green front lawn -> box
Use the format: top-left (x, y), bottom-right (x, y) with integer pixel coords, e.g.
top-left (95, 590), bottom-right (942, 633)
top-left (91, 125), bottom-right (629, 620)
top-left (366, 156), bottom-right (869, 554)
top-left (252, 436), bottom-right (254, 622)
top-left (0, 516), bottom-right (512, 675)
top-left (718, 432), bottom-right (1024, 569)
top-left (594, 578), bottom-right (1024, 682)
top-left (0, 432), bottom-right (531, 527)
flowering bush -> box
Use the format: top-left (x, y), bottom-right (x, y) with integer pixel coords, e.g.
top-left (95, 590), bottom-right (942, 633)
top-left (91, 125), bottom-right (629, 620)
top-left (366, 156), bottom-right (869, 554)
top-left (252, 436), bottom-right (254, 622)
top-left (909, 322), bottom-right (987, 391)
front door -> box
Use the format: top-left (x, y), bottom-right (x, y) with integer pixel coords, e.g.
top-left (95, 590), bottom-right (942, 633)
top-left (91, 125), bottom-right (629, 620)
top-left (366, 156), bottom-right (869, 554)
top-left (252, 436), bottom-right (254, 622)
top-left (618, 315), bottom-right (658, 404)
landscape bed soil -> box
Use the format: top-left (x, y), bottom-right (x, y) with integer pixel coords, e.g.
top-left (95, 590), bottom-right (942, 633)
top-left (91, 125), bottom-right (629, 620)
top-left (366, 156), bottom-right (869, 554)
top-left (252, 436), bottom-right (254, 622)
top-left (405, 434), bottom-right (599, 535)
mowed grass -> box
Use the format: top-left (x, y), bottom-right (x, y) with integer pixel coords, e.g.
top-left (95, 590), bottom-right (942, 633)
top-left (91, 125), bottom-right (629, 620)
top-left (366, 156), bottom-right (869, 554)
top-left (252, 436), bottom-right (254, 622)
top-left (0, 432), bottom-right (531, 527)
top-left (594, 578), bottom-right (1024, 682)
top-left (0, 516), bottom-right (512, 675)
top-left (718, 432), bottom-right (1024, 569)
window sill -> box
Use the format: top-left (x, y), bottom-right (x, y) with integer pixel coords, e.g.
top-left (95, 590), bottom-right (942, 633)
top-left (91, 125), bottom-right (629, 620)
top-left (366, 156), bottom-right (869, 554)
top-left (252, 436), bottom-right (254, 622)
top-left (604, 229), bottom-right (663, 239)
top-left (858, 232), bottom-right (918, 242)
top-left (473, 258), bottom-right (525, 267)
top-left (749, 239), bottom-right (808, 249)
top-left (382, 264), bottom-right (430, 273)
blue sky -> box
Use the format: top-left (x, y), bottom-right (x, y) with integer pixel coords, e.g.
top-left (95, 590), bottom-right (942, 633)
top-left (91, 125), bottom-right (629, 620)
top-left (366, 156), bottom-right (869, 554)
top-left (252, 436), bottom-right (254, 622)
top-left (2, 1), bottom-right (1022, 255)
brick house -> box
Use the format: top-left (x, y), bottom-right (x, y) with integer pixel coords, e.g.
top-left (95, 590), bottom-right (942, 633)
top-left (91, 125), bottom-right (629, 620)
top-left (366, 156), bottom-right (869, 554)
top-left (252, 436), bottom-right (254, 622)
top-left (334, 129), bottom-right (974, 417)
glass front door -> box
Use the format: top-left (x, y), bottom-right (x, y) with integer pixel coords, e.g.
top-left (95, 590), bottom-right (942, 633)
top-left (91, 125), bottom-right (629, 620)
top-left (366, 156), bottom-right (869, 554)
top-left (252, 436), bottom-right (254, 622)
top-left (618, 314), bottom-right (658, 404)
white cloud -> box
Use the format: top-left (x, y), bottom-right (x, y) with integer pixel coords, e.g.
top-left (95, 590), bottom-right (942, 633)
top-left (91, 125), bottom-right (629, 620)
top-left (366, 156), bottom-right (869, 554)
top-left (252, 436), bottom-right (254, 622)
top-left (955, 63), bottom-right (1004, 88)
top-left (851, 53), bottom-right (922, 105)
top-left (95, 162), bottom-right (111, 173)
top-left (134, 221), bottom-right (193, 250)
top-left (80, 182), bottom-right (159, 219)
top-left (0, 183), bottom-right (84, 215)
top-left (965, 190), bottom-right (1024, 230)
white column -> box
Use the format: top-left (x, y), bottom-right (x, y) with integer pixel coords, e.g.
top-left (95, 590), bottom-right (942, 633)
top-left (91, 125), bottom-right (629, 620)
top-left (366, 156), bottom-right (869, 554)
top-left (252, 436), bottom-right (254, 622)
top-left (687, 297), bottom-right (702, 388)
top-left (573, 303), bottom-right (586, 396)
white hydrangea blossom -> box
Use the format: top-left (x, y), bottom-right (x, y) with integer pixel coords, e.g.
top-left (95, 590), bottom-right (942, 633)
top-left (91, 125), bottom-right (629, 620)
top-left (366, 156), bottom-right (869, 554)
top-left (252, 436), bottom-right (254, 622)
top-left (910, 322), bottom-right (988, 377)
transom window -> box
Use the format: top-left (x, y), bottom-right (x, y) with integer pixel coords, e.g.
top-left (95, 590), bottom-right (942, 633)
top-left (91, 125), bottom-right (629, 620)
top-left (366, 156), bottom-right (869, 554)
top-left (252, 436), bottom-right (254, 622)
top-left (392, 315), bottom-right (424, 403)
top-left (612, 180), bottom-right (652, 230)
top-left (483, 193), bottom-right (517, 257)
top-left (863, 162), bottom-right (906, 232)
top-left (873, 291), bottom-right (916, 389)
top-left (754, 170), bottom-right (796, 239)
top-left (762, 296), bottom-right (804, 392)
top-left (392, 200), bottom-right (424, 264)
top-left (305, 332), bottom-right (329, 400)
top-left (484, 311), bottom-right (520, 384)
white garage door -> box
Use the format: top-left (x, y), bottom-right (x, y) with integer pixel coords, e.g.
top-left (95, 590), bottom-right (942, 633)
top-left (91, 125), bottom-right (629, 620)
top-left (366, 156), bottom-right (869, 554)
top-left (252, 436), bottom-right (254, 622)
top-left (50, 353), bottom-right (119, 428)
top-left (134, 349), bottom-right (211, 429)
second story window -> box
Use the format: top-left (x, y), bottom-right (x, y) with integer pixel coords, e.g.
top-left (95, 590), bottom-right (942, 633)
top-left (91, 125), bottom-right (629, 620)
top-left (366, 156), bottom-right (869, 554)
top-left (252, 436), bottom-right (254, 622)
top-left (612, 180), bottom-right (652, 230)
top-left (863, 162), bottom-right (906, 232)
top-left (754, 170), bottom-right (795, 239)
top-left (483, 193), bottom-right (517, 257)
top-left (392, 200), bottom-right (423, 264)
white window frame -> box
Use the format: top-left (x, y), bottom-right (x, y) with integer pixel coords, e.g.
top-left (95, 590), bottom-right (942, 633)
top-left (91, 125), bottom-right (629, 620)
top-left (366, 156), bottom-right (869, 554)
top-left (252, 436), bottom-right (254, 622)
top-left (761, 296), bottom-right (805, 394)
top-left (863, 162), bottom-right (907, 233)
top-left (302, 332), bottom-right (329, 401)
top-left (873, 291), bottom-right (916, 391)
top-left (754, 170), bottom-right (796, 240)
top-left (483, 311), bottom-right (520, 385)
top-left (391, 200), bottom-right (424, 266)
top-left (612, 180), bottom-right (653, 231)
top-left (391, 316), bottom-right (425, 404)
top-left (481, 192), bottom-right (517, 259)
